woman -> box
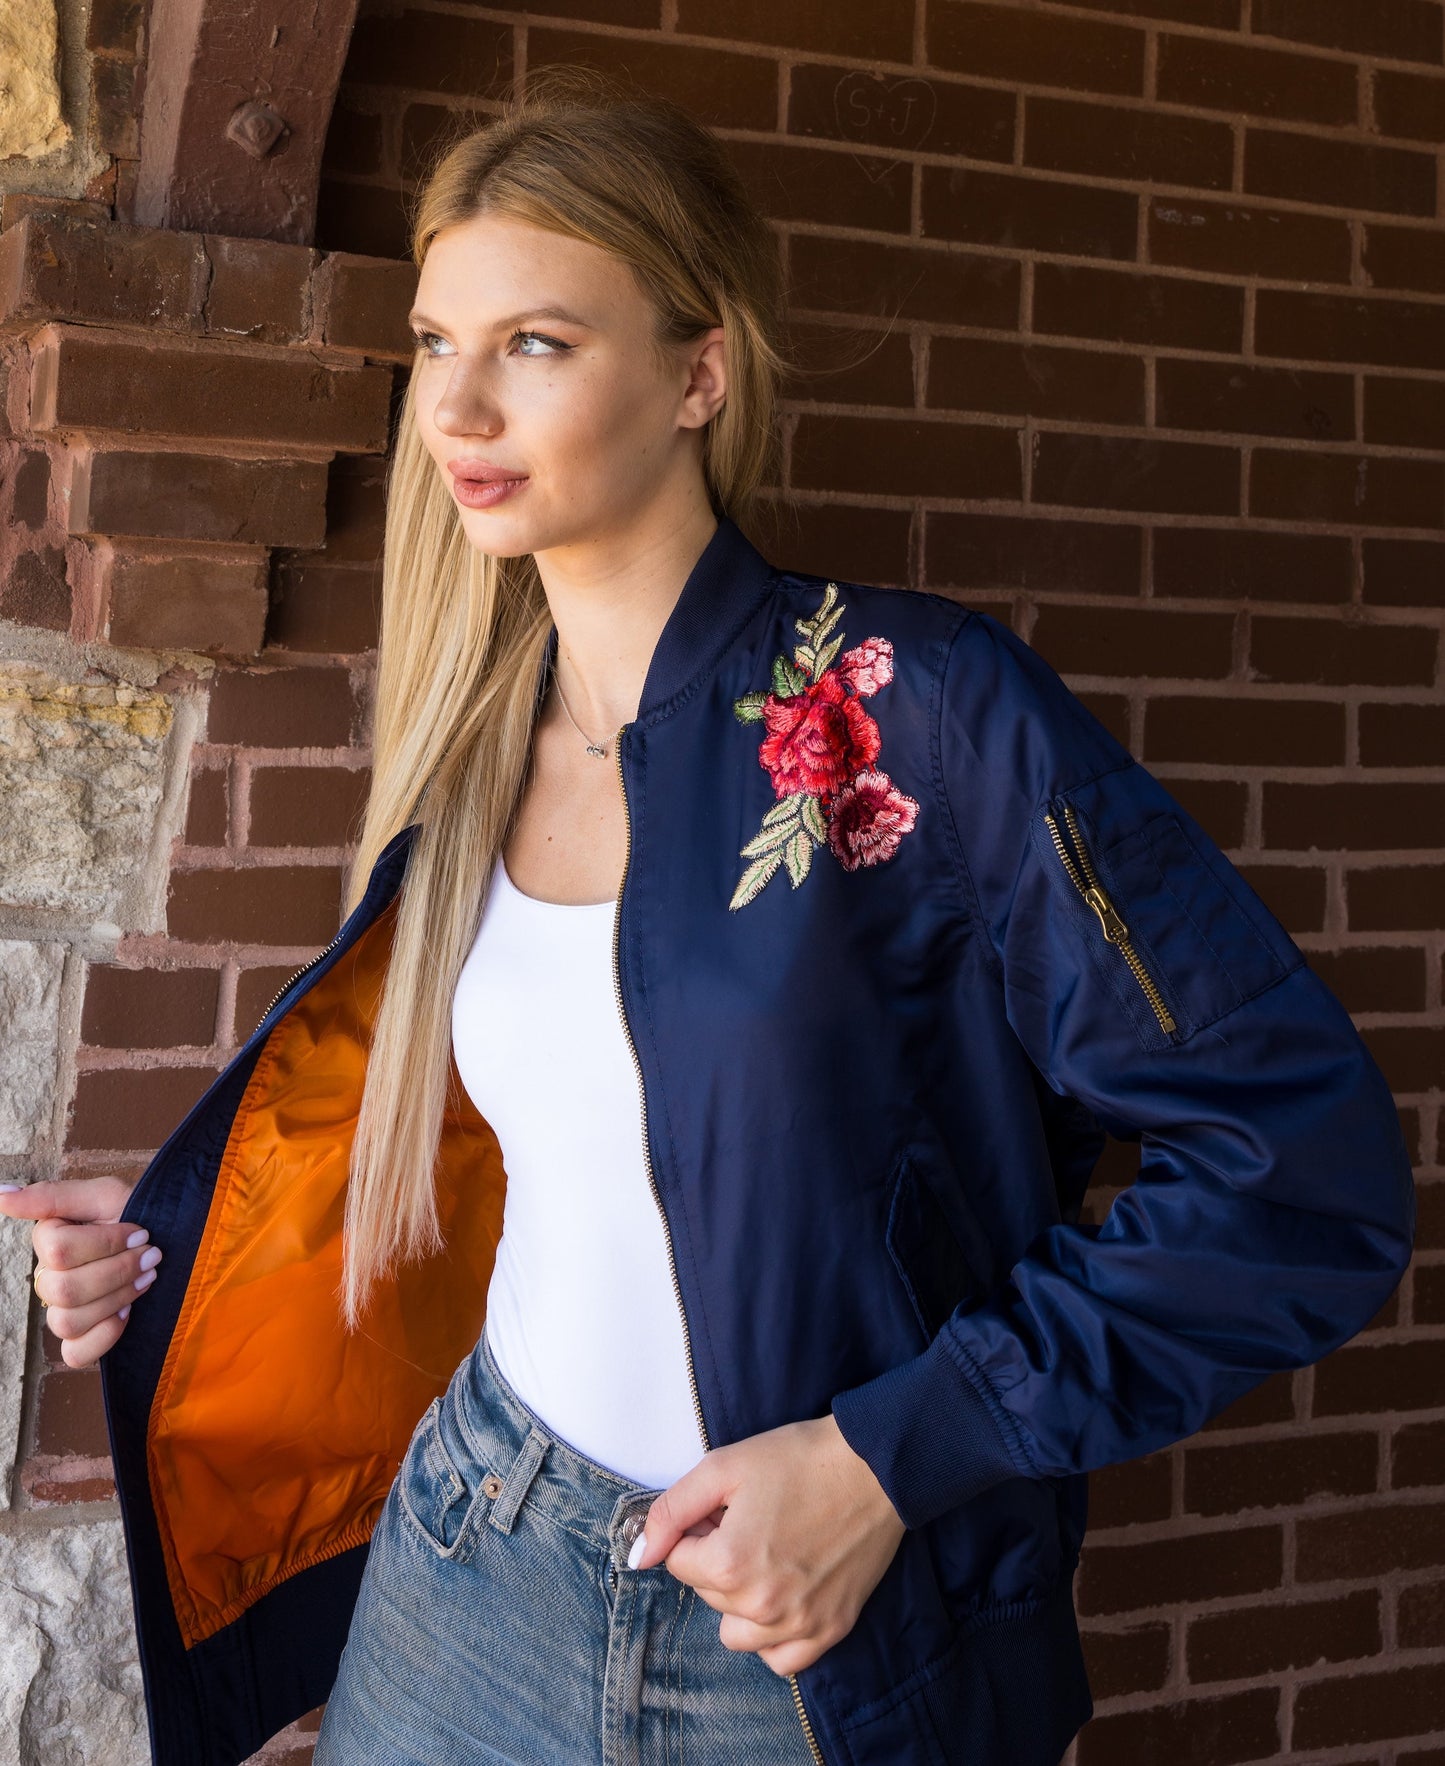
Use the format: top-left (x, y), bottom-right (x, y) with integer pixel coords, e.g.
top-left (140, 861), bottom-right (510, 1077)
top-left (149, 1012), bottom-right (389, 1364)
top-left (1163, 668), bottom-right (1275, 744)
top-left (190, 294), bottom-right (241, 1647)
top-left (2, 67), bottom-right (1416, 1766)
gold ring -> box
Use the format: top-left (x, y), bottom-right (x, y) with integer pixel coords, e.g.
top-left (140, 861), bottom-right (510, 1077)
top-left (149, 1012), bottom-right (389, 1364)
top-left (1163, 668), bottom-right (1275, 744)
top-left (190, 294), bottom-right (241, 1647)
top-left (32, 1265), bottom-right (45, 1301)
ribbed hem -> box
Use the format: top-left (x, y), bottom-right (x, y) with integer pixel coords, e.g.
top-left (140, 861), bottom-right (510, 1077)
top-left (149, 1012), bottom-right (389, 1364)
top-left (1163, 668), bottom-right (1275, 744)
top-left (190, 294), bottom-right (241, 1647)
top-left (830, 1333), bottom-right (1022, 1531)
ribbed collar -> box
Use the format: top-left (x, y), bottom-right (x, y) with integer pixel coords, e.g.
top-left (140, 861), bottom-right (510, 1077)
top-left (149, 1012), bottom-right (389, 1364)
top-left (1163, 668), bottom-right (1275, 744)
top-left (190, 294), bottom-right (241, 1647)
top-left (534, 510), bottom-right (778, 726)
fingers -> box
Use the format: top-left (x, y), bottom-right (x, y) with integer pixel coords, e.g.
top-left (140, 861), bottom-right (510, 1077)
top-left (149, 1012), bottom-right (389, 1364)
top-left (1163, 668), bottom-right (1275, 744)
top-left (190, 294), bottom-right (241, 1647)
top-left (0, 1173), bottom-right (136, 1225)
top-left (58, 1308), bottom-right (134, 1371)
top-left (36, 1244), bottom-right (162, 1334)
top-left (34, 1216), bottom-right (151, 1272)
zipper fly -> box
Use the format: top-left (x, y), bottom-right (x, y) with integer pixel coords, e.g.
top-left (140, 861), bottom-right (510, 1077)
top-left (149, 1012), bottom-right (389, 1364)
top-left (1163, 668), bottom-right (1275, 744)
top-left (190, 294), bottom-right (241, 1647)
top-left (610, 728), bottom-right (826, 1766)
top-left (1043, 801), bottom-right (1178, 1040)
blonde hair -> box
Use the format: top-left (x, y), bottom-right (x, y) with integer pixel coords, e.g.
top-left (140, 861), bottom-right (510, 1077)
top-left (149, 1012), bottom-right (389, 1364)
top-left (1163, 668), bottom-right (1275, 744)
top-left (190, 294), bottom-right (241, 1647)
top-left (336, 65), bottom-right (798, 1328)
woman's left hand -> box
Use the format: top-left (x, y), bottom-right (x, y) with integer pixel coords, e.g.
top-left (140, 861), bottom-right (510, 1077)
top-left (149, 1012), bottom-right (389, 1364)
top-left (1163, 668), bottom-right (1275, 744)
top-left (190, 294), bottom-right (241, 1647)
top-left (630, 1413), bottom-right (908, 1676)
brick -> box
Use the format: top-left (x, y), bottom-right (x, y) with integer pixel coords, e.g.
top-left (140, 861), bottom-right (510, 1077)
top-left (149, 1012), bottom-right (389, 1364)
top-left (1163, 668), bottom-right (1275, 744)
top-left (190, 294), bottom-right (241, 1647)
top-left (532, 28), bottom-right (777, 133)
top-left (791, 414), bottom-right (1021, 501)
top-left (1076, 1690), bottom-right (1278, 1765)
top-left (1079, 1622), bottom-right (1171, 1699)
top-left (788, 65), bottom-right (1014, 165)
top-left (1296, 1662), bottom-right (1445, 1749)
top-left (25, 1476), bottom-right (117, 1505)
top-left (1365, 373), bottom-right (1445, 448)
top-left (315, 252), bottom-right (419, 357)
top-left (1200, 1371), bottom-right (1297, 1433)
top-left (81, 965), bottom-right (220, 1049)
top-left (1362, 537), bottom-right (1445, 605)
top-left (205, 667), bottom-right (357, 747)
top-left (1253, 0), bottom-right (1445, 65)
top-left (1149, 195), bottom-right (1351, 282)
top-left (202, 234), bottom-right (315, 346)
top-left (789, 232), bottom-right (1020, 331)
top-left (321, 99), bottom-right (385, 178)
top-left (1035, 433), bottom-right (1240, 517)
top-left (1033, 602), bottom-right (1235, 678)
top-left (1316, 1342), bottom-right (1445, 1419)
top-left (1250, 614), bottom-right (1437, 687)
top-left (1374, 67), bottom-right (1445, 143)
top-left (1158, 358), bottom-right (1353, 443)
top-left (1392, 1412), bottom-right (1441, 1497)
top-left (0, 212), bottom-right (204, 337)
top-left (342, 9), bottom-right (515, 97)
top-left (927, 513), bottom-right (1143, 595)
top-left (69, 450), bottom-right (328, 548)
top-left (69, 1064), bottom-right (219, 1150)
top-left (29, 330), bottom-right (392, 453)
top-left (1152, 526), bottom-right (1352, 603)
top-left (1025, 95), bottom-right (1232, 189)
top-left (1, 546), bottom-right (69, 629)
top-left (11, 447), bottom-right (50, 525)
top-left (1050, 0), bottom-right (1239, 21)
top-left (728, 138), bottom-right (911, 234)
top-left (1157, 32), bottom-right (1358, 125)
top-left (85, 0), bottom-right (143, 52)
top-left (1245, 127), bottom-right (1436, 217)
top-left (928, 2), bottom-right (1145, 97)
top-left (1349, 863), bottom-right (1445, 929)
top-left (927, 338), bottom-right (1144, 425)
top-left (1144, 695), bottom-right (1344, 766)
top-left (1188, 1589), bottom-right (1380, 1682)
top-left (1364, 222), bottom-right (1445, 294)
top-left (1399, 1575), bottom-right (1445, 1646)
top-left (1239, 862), bottom-right (1327, 934)
top-left (1257, 290), bottom-right (1445, 371)
top-left (920, 165), bottom-right (1137, 263)
top-left (1184, 1431), bottom-right (1378, 1517)
top-left (677, 0), bottom-right (911, 57)
top-left (1361, 703), bottom-right (1445, 767)
top-left (1308, 945), bottom-right (1428, 1014)
top-left (248, 766), bottom-right (372, 847)
top-left (758, 501), bottom-right (912, 590)
top-left (787, 319), bottom-right (915, 410)
top-left (89, 54), bottom-right (139, 158)
top-left (96, 547), bottom-right (269, 660)
top-left (1299, 1501), bottom-right (1445, 1582)
top-left (1251, 451), bottom-right (1445, 531)
top-left (36, 1370), bottom-right (110, 1456)
top-left (315, 178), bottom-right (409, 262)
top-left (1418, 1267), bottom-right (1445, 1325)
top-left (235, 965), bottom-right (308, 1039)
top-left (1078, 1522), bottom-right (1283, 1617)
top-left (1034, 265), bottom-right (1243, 353)
top-left (183, 766), bottom-right (229, 844)
top-left (1361, 1022), bottom-right (1445, 1093)
top-left (1268, 781), bottom-right (1445, 850)
top-left (167, 864), bottom-right (342, 945)
top-left (1087, 1451), bottom-right (1173, 1530)
top-left (268, 560), bottom-right (382, 656)
top-left (1174, 777), bottom-right (1256, 846)
top-left (321, 456), bottom-right (387, 564)
top-left (1419, 1180), bottom-right (1445, 1247)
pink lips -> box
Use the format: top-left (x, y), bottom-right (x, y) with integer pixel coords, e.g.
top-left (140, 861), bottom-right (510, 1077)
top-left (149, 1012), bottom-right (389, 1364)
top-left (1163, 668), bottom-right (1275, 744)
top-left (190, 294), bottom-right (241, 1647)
top-left (447, 459), bottom-right (527, 484)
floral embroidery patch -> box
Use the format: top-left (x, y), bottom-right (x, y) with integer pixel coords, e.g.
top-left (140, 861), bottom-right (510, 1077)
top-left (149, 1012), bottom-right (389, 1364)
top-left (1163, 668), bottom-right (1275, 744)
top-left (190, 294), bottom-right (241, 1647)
top-left (729, 582), bottom-right (920, 911)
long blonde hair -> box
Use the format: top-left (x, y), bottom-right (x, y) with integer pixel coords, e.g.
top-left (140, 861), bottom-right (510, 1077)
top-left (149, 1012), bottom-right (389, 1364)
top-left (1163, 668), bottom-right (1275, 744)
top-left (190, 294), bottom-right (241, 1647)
top-left (337, 65), bottom-right (798, 1328)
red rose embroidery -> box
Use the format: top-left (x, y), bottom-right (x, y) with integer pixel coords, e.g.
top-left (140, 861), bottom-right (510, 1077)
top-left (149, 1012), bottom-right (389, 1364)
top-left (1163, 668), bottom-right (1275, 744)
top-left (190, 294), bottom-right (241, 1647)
top-left (729, 582), bottom-right (920, 909)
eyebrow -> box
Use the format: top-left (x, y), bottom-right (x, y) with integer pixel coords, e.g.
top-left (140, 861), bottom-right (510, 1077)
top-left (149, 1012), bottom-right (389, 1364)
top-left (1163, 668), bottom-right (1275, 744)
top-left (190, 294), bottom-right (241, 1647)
top-left (406, 304), bottom-right (596, 333)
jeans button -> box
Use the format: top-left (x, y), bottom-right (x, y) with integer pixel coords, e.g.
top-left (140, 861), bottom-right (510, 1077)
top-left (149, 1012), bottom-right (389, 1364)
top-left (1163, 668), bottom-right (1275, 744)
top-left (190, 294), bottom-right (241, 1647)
top-left (618, 1510), bottom-right (645, 1553)
top-left (482, 1473), bottom-right (503, 1499)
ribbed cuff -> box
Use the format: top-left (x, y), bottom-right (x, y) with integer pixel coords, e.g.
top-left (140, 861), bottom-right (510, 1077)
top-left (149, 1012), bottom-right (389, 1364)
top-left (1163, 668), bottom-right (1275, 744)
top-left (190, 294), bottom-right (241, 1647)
top-left (830, 1332), bottom-right (1022, 1531)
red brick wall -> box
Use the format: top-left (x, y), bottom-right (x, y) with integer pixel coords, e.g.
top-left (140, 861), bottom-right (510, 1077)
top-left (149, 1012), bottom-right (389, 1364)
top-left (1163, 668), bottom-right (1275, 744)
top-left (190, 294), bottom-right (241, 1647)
top-left (14, 2), bottom-right (1444, 1762)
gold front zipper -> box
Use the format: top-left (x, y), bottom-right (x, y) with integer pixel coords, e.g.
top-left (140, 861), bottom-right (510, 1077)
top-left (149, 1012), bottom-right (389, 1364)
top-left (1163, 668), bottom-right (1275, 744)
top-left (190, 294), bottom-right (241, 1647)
top-left (610, 727), bottom-right (826, 1766)
top-left (1043, 801), bottom-right (1179, 1040)
top-left (256, 926), bottom-right (348, 1025)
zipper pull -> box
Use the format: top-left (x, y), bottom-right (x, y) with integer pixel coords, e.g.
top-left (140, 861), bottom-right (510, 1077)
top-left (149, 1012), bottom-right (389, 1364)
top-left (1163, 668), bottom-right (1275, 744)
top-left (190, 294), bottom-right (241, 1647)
top-left (1082, 884), bottom-right (1129, 945)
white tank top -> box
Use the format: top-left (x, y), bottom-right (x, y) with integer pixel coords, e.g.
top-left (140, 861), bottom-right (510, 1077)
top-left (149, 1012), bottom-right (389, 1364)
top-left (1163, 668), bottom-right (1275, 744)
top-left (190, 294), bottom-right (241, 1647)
top-left (450, 854), bottom-right (708, 1489)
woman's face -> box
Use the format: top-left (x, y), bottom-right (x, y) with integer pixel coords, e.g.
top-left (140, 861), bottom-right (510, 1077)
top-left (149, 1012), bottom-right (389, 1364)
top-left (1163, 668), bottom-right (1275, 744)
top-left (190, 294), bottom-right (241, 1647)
top-left (408, 211), bottom-right (724, 558)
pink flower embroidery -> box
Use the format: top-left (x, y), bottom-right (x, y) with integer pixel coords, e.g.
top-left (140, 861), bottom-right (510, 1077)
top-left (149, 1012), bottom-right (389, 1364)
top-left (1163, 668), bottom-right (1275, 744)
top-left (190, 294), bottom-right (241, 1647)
top-left (729, 582), bottom-right (920, 910)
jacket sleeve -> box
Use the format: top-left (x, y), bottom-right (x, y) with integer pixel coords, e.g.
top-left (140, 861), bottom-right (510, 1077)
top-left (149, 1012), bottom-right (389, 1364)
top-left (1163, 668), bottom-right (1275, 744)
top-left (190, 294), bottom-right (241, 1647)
top-left (829, 610), bottom-right (1418, 1532)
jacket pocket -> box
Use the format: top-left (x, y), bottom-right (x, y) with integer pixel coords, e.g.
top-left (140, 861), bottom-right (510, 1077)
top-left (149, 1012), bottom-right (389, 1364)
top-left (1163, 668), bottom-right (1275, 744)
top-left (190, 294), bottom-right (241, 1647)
top-left (396, 1397), bottom-right (477, 1559)
top-left (1035, 771), bottom-right (1300, 1053)
top-left (884, 1148), bottom-right (990, 1347)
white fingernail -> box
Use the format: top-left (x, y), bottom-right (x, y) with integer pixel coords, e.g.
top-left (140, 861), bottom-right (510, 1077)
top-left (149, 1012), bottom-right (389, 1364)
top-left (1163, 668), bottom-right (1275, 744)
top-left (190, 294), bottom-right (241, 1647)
top-left (0, 1184), bottom-right (20, 1193)
top-left (627, 1532), bottom-right (647, 1570)
top-left (138, 1246), bottom-right (162, 1271)
top-left (135, 1267), bottom-right (157, 1290)
top-left (126, 1229), bottom-right (149, 1249)
top-left (118, 1305), bottom-right (131, 1319)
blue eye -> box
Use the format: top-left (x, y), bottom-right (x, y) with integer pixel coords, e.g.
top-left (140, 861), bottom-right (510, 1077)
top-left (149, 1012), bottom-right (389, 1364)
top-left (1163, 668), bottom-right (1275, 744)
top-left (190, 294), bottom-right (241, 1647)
top-left (408, 328), bottom-right (570, 359)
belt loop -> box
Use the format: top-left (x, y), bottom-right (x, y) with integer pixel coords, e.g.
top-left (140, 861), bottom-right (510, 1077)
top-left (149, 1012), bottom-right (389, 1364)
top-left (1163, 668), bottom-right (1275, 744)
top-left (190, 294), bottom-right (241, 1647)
top-left (486, 1424), bottom-right (549, 1534)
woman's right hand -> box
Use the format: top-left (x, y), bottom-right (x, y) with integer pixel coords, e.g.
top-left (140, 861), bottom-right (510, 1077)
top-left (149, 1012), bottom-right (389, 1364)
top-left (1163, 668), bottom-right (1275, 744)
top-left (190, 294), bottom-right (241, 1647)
top-left (0, 1175), bottom-right (161, 1369)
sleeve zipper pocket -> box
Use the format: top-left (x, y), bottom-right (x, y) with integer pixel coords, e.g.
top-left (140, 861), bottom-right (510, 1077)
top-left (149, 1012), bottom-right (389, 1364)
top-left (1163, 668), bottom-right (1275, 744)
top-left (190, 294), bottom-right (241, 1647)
top-left (1043, 800), bottom-right (1181, 1043)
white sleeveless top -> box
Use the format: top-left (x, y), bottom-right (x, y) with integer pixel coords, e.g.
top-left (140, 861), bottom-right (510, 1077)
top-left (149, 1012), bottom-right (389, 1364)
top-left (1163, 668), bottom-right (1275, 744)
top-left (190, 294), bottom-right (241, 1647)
top-left (450, 854), bottom-right (708, 1489)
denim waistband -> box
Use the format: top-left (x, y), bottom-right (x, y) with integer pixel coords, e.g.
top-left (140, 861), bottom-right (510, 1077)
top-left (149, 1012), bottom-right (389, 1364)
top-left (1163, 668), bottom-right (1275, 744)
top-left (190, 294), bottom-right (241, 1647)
top-left (451, 1327), bottom-right (666, 1571)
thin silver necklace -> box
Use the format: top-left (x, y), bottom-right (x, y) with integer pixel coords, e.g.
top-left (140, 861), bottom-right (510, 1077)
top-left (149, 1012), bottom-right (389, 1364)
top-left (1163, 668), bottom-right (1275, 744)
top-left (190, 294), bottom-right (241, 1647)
top-left (551, 664), bottom-right (609, 758)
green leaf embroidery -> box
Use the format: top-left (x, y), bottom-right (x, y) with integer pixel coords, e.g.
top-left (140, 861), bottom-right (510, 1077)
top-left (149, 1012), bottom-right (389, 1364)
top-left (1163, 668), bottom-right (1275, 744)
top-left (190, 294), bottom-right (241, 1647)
top-left (733, 692), bottom-right (767, 723)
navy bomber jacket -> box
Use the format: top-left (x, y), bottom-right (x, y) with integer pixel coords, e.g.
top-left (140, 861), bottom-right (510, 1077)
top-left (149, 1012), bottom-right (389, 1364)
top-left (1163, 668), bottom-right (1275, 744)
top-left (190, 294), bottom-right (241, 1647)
top-left (101, 511), bottom-right (1416, 1766)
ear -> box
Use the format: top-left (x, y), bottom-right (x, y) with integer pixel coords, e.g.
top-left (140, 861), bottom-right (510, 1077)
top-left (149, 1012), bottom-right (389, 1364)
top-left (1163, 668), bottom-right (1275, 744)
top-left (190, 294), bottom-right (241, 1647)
top-left (679, 326), bottom-right (727, 429)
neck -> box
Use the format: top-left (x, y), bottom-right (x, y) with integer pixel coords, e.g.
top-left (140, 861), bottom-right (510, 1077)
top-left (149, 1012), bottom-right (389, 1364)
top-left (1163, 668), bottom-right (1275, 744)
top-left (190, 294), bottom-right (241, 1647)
top-left (532, 494), bottom-right (720, 737)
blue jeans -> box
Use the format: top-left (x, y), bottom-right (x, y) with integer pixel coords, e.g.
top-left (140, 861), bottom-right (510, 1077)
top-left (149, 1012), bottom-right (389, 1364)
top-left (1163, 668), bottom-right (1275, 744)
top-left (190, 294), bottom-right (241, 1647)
top-left (314, 1327), bottom-right (818, 1765)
